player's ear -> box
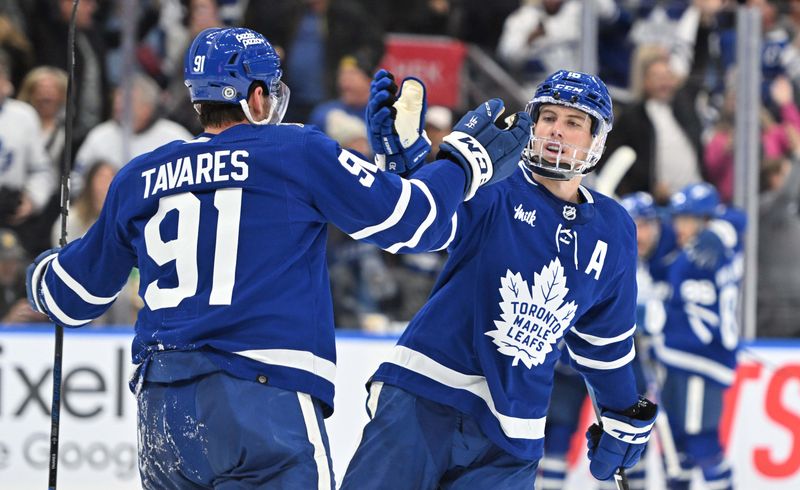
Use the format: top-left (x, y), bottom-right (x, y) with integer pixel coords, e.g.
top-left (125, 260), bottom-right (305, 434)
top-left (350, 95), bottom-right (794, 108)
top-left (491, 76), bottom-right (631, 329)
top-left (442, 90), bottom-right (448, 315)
top-left (246, 83), bottom-right (269, 121)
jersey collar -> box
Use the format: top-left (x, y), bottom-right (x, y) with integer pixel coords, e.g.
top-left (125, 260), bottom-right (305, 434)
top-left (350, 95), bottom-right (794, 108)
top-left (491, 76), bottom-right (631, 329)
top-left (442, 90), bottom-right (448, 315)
top-left (517, 163), bottom-right (596, 224)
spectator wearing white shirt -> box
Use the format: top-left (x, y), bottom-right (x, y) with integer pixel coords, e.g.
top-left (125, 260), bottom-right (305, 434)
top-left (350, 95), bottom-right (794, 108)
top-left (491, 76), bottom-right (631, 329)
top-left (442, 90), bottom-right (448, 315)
top-left (72, 72), bottom-right (192, 195)
top-left (0, 50), bottom-right (55, 254)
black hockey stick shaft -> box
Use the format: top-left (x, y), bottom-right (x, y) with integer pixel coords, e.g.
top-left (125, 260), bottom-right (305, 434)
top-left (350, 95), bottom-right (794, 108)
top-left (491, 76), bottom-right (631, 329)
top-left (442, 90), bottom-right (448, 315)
top-left (49, 1), bottom-right (79, 489)
top-left (585, 381), bottom-right (629, 490)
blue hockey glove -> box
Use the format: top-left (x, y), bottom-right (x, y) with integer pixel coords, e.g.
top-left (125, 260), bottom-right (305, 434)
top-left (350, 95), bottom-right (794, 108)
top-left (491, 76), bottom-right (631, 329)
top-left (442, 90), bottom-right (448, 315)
top-left (26, 247), bottom-right (60, 316)
top-left (586, 396), bottom-right (658, 481)
top-left (367, 69), bottom-right (431, 176)
top-left (438, 98), bottom-right (532, 200)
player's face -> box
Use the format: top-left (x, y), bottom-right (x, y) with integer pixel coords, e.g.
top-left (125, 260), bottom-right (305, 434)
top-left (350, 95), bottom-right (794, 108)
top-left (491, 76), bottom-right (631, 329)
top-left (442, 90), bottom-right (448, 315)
top-left (532, 105), bottom-right (593, 166)
top-left (673, 215), bottom-right (704, 248)
top-left (635, 218), bottom-right (660, 259)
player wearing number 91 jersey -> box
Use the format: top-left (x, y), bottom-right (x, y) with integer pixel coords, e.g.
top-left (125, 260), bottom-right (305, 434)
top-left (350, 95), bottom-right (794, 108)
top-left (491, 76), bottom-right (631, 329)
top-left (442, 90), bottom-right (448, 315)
top-left (25, 28), bottom-right (531, 489)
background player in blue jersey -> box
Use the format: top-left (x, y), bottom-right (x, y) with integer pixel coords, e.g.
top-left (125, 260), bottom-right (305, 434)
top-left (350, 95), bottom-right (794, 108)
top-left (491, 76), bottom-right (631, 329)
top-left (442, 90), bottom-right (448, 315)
top-left (24, 27), bottom-right (532, 489)
top-left (342, 70), bottom-right (658, 490)
top-left (651, 182), bottom-right (743, 490)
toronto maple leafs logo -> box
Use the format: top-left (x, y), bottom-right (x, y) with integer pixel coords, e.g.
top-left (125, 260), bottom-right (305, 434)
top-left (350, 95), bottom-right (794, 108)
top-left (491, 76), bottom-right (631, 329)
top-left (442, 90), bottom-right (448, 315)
top-left (486, 258), bottom-right (578, 368)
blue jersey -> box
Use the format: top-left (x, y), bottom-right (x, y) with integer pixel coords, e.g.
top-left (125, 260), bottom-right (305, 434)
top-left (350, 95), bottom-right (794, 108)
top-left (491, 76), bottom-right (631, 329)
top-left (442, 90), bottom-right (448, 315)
top-left (372, 164), bottom-right (640, 461)
top-left (655, 218), bottom-right (743, 387)
top-left (37, 123), bottom-right (466, 414)
top-left (637, 218), bottom-right (678, 334)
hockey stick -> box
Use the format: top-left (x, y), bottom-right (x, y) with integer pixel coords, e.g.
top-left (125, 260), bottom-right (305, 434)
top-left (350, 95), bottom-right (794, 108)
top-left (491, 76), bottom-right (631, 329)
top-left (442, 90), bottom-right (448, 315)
top-left (593, 145), bottom-right (636, 198)
top-left (48, 1), bottom-right (79, 489)
top-left (637, 356), bottom-right (683, 479)
top-left (584, 381), bottom-right (629, 490)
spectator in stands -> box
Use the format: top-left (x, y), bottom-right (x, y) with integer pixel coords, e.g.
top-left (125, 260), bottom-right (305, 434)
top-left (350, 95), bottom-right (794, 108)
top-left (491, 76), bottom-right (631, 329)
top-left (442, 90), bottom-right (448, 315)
top-left (375, 0), bottom-right (453, 36)
top-left (51, 160), bottom-right (115, 246)
top-left (50, 160), bottom-right (139, 326)
top-left (165, 0), bottom-right (223, 135)
top-left (102, 0), bottom-right (164, 87)
top-left (309, 55), bottom-right (372, 132)
top-left (450, 0), bottom-right (519, 52)
top-left (705, 75), bottom-right (800, 203)
top-left (758, 153), bottom-right (800, 338)
top-left (728, 0), bottom-right (800, 106)
top-left (0, 228), bottom-right (46, 323)
top-left (17, 66), bottom-right (68, 167)
top-left (325, 109), bottom-right (371, 157)
top-left (16, 66), bottom-right (69, 257)
top-left (0, 13), bottom-right (32, 89)
top-left (425, 105), bottom-right (452, 162)
top-left (598, 45), bottom-right (704, 203)
top-left (72, 72), bottom-right (192, 195)
top-left (0, 50), bottom-right (55, 255)
top-left (28, 0), bottom-right (108, 141)
top-left (496, 0), bottom-right (582, 91)
top-left (244, 0), bottom-right (384, 122)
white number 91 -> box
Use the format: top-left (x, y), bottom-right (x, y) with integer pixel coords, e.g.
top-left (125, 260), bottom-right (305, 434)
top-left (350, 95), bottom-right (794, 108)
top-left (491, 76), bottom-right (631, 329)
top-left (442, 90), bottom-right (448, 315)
top-left (193, 55), bottom-right (206, 73)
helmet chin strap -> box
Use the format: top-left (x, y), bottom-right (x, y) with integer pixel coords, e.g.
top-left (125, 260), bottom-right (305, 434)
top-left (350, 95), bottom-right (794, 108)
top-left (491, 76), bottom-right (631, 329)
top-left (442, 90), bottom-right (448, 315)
top-left (239, 99), bottom-right (270, 125)
top-left (528, 160), bottom-right (571, 181)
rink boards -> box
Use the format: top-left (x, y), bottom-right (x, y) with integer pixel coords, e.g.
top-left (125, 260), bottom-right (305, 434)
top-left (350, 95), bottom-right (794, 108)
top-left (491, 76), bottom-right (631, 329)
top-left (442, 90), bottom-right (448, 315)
top-left (0, 327), bottom-right (797, 490)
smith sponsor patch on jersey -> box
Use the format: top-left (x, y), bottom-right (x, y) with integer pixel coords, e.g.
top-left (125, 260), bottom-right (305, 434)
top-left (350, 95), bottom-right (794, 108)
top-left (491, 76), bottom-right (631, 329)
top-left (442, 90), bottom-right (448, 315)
top-left (487, 258), bottom-right (578, 368)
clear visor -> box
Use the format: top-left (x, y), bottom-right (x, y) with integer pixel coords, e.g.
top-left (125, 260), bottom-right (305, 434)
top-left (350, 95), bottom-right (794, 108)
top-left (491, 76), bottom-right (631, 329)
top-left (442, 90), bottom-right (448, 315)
top-left (265, 79), bottom-right (290, 124)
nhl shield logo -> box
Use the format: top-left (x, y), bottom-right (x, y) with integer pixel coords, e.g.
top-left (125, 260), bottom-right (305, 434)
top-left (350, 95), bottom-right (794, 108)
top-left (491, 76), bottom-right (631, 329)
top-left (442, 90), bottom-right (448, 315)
top-left (562, 205), bottom-right (576, 220)
top-left (222, 86), bottom-right (237, 100)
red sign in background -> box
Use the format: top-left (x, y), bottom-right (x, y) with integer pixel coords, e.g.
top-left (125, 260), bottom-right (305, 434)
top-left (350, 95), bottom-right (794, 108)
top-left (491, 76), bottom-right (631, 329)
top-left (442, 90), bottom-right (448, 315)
top-left (379, 35), bottom-right (467, 109)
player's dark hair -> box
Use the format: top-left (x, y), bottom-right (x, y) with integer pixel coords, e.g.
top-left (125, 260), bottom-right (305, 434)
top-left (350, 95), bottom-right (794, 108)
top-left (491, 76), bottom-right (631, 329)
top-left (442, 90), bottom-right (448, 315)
top-left (195, 81), bottom-right (267, 128)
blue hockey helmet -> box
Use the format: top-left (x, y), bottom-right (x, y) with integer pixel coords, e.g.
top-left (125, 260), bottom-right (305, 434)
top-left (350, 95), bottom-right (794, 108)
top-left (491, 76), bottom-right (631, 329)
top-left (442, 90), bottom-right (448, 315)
top-left (620, 192), bottom-right (658, 221)
top-left (669, 183), bottom-right (721, 217)
top-left (184, 27), bottom-right (290, 124)
top-left (523, 70), bottom-right (614, 180)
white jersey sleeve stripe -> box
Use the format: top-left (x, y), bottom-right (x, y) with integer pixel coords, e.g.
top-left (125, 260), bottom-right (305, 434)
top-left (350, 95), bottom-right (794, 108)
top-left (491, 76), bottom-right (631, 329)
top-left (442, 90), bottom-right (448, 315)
top-left (41, 281), bottom-right (92, 326)
top-left (52, 257), bottom-right (121, 305)
top-left (30, 253), bottom-right (58, 312)
top-left (566, 343), bottom-right (635, 370)
top-left (571, 324), bottom-right (636, 346)
top-left (653, 338), bottom-right (735, 385)
top-left (234, 348), bottom-right (337, 385)
top-left (387, 346), bottom-right (546, 439)
top-left (349, 178), bottom-right (412, 240)
top-left (433, 213), bottom-right (458, 251)
top-left (386, 179), bottom-right (438, 254)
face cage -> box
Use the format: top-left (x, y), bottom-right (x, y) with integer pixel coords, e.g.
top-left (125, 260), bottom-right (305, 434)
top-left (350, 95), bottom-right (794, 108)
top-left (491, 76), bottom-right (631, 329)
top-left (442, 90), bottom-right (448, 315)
top-left (522, 133), bottom-right (605, 180)
top-left (240, 79), bottom-right (291, 125)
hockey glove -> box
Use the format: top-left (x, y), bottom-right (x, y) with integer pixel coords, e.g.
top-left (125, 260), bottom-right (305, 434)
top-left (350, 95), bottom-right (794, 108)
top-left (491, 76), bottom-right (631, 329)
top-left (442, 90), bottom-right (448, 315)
top-left (26, 247), bottom-right (60, 316)
top-left (367, 69), bottom-right (431, 176)
top-left (438, 98), bottom-right (532, 200)
top-left (586, 396), bottom-right (658, 481)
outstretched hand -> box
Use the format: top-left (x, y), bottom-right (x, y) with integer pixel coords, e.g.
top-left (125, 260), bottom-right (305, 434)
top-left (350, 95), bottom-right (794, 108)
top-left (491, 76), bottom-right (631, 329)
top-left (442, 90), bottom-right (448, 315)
top-left (366, 69), bottom-right (431, 176)
top-left (438, 98), bottom-right (532, 200)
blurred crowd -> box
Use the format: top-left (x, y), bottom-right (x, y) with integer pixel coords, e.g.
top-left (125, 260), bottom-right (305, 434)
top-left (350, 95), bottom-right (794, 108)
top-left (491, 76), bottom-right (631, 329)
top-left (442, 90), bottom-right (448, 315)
top-left (0, 0), bottom-right (798, 337)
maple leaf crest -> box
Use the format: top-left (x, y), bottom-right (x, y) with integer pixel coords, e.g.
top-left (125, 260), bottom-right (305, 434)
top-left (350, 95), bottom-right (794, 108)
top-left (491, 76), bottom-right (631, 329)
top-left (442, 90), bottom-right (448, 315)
top-left (486, 258), bottom-right (578, 368)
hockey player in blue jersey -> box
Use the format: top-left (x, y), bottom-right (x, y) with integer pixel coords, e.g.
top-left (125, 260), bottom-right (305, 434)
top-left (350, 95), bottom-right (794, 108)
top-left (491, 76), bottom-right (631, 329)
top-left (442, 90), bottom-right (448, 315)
top-left (651, 183), bottom-right (743, 490)
top-left (24, 27), bottom-right (533, 489)
top-left (619, 191), bottom-right (678, 335)
top-left (538, 192), bottom-right (676, 490)
top-left (341, 70), bottom-right (658, 489)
